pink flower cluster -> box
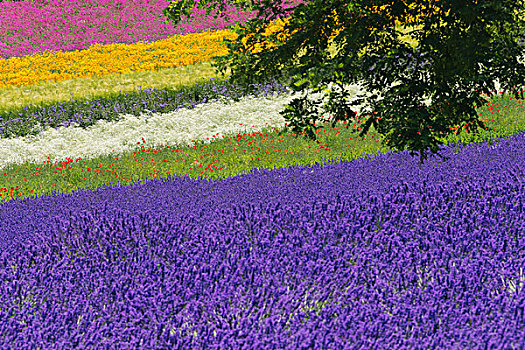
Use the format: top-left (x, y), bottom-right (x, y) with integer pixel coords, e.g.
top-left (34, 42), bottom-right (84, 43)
top-left (0, 0), bottom-right (305, 59)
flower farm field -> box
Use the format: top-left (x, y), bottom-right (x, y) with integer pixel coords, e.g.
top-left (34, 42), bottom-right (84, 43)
top-left (1, 0), bottom-right (525, 348)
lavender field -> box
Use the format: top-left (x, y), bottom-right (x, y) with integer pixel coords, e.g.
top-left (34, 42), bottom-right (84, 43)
top-left (2, 133), bottom-right (525, 348)
top-left (1, 0), bottom-right (525, 348)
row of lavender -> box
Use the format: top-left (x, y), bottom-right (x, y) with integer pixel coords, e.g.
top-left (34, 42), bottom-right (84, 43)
top-left (1, 130), bottom-right (524, 348)
top-left (0, 76), bottom-right (294, 140)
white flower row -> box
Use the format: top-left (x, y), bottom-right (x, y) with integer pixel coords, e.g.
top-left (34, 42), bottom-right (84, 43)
top-left (0, 83), bottom-right (382, 171)
top-left (1, 74), bottom-right (508, 171)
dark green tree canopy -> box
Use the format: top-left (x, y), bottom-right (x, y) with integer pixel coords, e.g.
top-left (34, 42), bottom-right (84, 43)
top-left (163, 0), bottom-right (525, 164)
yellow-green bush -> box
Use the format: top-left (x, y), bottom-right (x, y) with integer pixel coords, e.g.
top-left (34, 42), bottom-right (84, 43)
top-left (232, 1), bottom-right (454, 53)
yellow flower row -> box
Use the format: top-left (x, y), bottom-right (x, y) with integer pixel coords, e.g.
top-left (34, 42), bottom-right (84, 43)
top-left (0, 16), bottom-right (298, 90)
top-left (238, 17), bottom-right (298, 54)
top-left (0, 29), bottom-right (239, 89)
top-left (0, 1), bottom-right (467, 90)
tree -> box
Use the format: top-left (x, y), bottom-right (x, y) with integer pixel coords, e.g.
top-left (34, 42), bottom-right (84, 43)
top-left (163, 0), bottom-right (525, 164)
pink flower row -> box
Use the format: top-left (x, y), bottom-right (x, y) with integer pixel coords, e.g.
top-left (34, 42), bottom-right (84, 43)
top-left (0, 0), bottom-right (305, 60)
